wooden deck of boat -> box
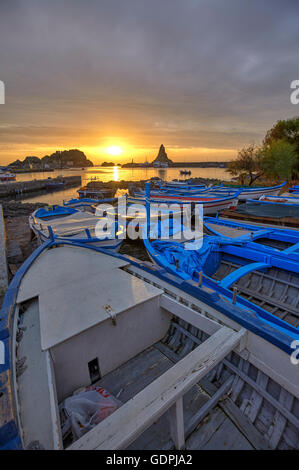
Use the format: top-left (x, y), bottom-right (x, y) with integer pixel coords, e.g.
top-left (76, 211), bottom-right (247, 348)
top-left (205, 221), bottom-right (251, 238)
top-left (95, 343), bottom-right (254, 450)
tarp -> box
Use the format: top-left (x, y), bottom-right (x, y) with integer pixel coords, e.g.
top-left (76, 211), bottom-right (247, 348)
top-left (236, 201), bottom-right (299, 219)
top-left (151, 237), bottom-right (223, 277)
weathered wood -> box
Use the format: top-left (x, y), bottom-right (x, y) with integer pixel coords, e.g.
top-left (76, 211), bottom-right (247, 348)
top-left (156, 337), bottom-right (269, 449)
top-left (223, 359), bottom-right (299, 430)
top-left (69, 326), bottom-right (244, 450)
top-left (185, 407), bottom-right (226, 450)
top-left (202, 416), bottom-right (253, 450)
top-left (185, 376), bottom-right (234, 437)
top-left (169, 397), bottom-right (185, 450)
top-left (245, 371), bottom-right (268, 423)
top-left (160, 294), bottom-right (222, 336)
top-left (265, 388), bottom-right (294, 449)
top-left (200, 377), bottom-right (271, 450)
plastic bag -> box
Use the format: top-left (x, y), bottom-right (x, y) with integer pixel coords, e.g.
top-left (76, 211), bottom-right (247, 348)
top-left (59, 386), bottom-right (121, 440)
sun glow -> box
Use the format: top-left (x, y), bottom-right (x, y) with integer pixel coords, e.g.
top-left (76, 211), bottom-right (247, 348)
top-left (105, 145), bottom-right (123, 156)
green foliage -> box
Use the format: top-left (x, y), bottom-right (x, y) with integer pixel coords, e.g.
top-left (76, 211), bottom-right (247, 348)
top-left (264, 117), bottom-right (299, 147)
top-left (264, 117), bottom-right (299, 174)
top-left (259, 139), bottom-right (297, 180)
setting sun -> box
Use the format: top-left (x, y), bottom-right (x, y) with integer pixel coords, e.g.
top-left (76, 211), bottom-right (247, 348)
top-left (105, 145), bottom-right (123, 156)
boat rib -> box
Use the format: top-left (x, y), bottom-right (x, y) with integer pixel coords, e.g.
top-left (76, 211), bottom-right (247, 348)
top-left (212, 261), bottom-right (299, 327)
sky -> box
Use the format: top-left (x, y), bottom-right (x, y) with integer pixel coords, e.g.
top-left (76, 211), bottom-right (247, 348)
top-left (0, 0), bottom-right (299, 165)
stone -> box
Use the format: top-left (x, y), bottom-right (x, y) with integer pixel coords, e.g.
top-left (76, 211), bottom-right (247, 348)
top-left (152, 144), bottom-right (173, 165)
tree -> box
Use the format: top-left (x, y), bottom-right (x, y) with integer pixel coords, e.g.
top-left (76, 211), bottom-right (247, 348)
top-left (264, 117), bottom-right (299, 173)
top-left (264, 117), bottom-right (299, 147)
top-left (226, 144), bottom-right (262, 185)
top-left (259, 139), bottom-right (297, 180)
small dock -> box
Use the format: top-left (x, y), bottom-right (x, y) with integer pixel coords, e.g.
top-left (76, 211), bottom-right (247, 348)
top-left (0, 175), bottom-right (81, 199)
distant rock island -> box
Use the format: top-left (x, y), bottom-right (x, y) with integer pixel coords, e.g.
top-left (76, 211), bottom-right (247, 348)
top-left (9, 149), bottom-right (93, 169)
top-left (101, 162), bottom-right (121, 167)
top-left (121, 144), bottom-right (227, 168)
top-left (152, 144), bottom-right (173, 165)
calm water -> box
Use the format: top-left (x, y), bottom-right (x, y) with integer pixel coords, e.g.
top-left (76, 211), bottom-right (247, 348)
top-left (14, 166), bottom-right (230, 205)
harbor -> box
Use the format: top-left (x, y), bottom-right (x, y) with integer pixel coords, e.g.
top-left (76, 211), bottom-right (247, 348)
top-left (0, 175), bottom-right (81, 199)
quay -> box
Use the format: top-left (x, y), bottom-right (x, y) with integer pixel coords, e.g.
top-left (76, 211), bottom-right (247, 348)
top-left (0, 175), bottom-right (81, 198)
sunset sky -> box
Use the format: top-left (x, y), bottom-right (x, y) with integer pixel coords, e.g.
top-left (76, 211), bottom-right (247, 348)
top-left (1, 0), bottom-right (299, 165)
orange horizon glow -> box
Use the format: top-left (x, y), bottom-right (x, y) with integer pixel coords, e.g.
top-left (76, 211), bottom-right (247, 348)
top-left (0, 143), bottom-right (236, 166)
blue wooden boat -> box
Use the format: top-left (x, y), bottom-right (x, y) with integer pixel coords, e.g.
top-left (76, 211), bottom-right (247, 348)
top-left (289, 185), bottom-right (299, 194)
top-left (204, 216), bottom-right (299, 255)
top-left (213, 182), bottom-right (286, 201)
top-left (129, 186), bottom-right (215, 198)
top-left (128, 190), bottom-right (241, 215)
top-left (29, 205), bottom-right (124, 250)
top-left (235, 197), bottom-right (299, 221)
top-left (159, 180), bottom-right (207, 190)
top-left (143, 228), bottom-right (299, 333)
top-left (45, 179), bottom-right (66, 191)
top-left (251, 195), bottom-right (299, 206)
top-left (77, 185), bottom-right (116, 199)
top-left (1, 240), bottom-right (298, 449)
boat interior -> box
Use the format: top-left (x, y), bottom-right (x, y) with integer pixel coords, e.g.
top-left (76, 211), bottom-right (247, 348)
top-left (211, 256), bottom-right (299, 328)
top-left (204, 219), bottom-right (299, 251)
top-left (12, 245), bottom-right (299, 450)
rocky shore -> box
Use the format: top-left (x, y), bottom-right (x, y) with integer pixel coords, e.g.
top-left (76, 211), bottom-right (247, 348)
top-left (2, 201), bottom-right (47, 218)
top-left (1, 201), bottom-right (48, 288)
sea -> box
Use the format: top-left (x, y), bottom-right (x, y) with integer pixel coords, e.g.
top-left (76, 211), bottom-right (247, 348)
top-left (14, 165), bottom-right (230, 205)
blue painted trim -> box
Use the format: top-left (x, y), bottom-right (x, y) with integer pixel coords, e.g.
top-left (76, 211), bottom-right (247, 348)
top-left (219, 262), bottom-right (270, 289)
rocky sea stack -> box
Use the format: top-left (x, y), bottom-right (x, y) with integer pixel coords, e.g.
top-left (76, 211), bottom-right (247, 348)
top-left (152, 144), bottom-right (173, 165)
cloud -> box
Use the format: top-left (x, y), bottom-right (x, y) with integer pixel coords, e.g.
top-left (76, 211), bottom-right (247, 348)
top-left (0, 0), bottom-right (299, 162)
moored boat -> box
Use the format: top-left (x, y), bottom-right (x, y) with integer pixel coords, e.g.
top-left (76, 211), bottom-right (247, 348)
top-left (29, 205), bottom-right (124, 250)
top-left (289, 185), bottom-right (299, 194)
top-left (77, 185), bottom-right (116, 199)
top-left (257, 195), bottom-right (299, 206)
top-left (0, 241), bottom-right (298, 450)
top-left (143, 228), bottom-right (299, 331)
top-left (204, 216), bottom-right (299, 255)
top-left (0, 171), bottom-right (16, 182)
top-left (45, 179), bottom-right (66, 191)
top-left (216, 182), bottom-right (286, 200)
top-left (128, 190), bottom-right (241, 215)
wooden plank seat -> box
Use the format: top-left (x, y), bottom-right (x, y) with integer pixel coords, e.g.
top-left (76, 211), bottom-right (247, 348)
top-left (69, 326), bottom-right (245, 450)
